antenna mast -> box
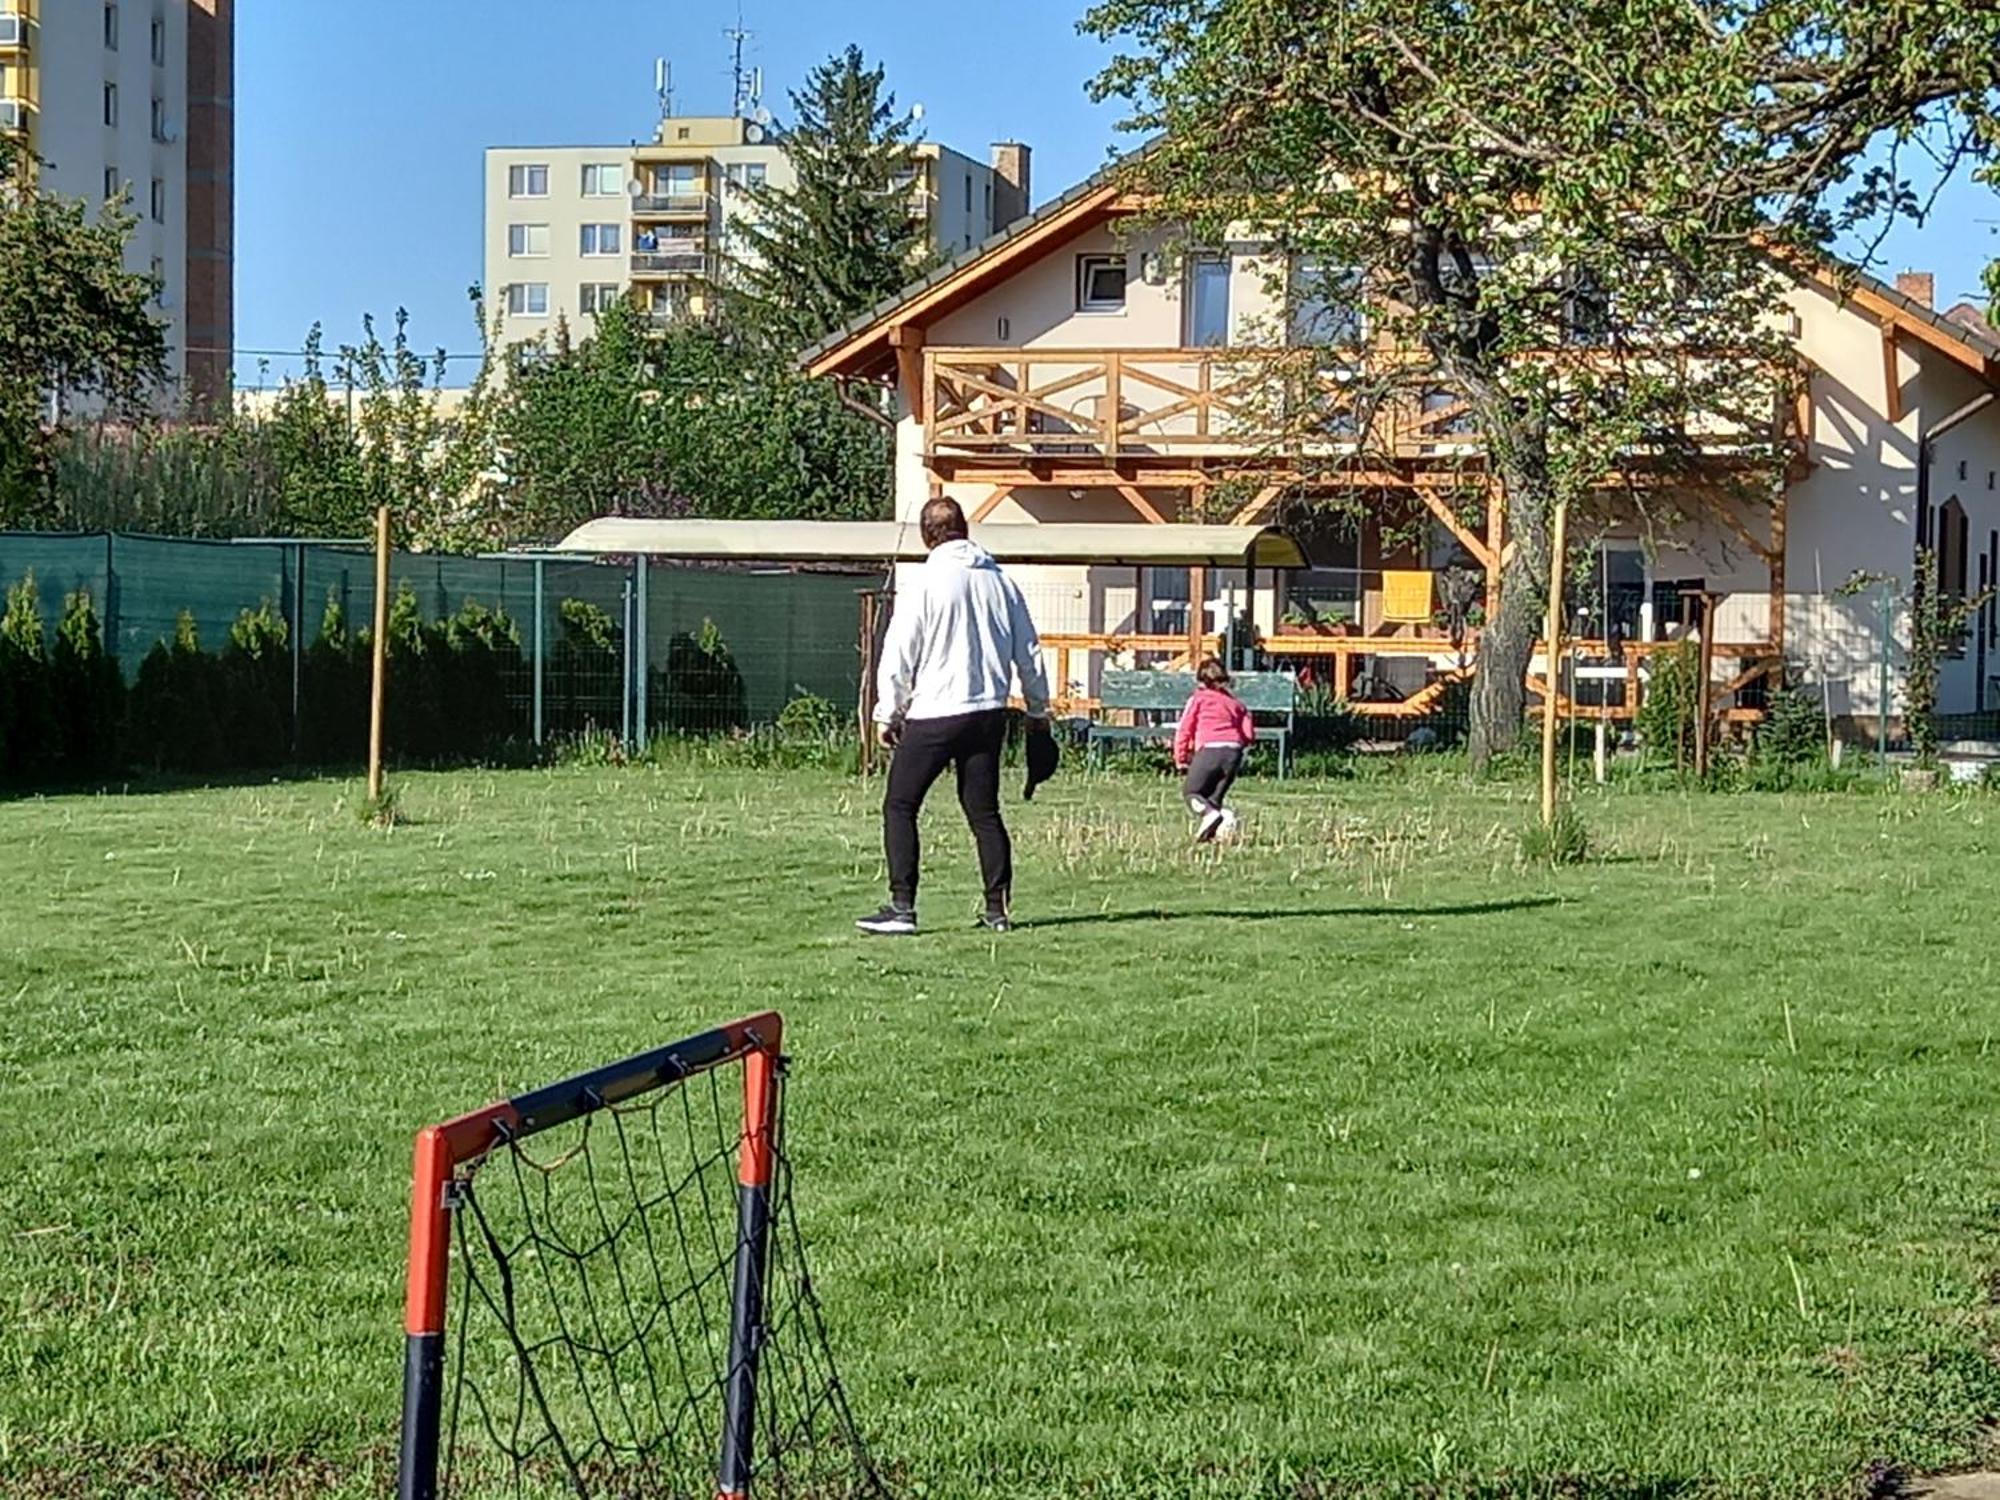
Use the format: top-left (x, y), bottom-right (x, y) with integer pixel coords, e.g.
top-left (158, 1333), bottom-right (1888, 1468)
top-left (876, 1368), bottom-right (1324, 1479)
top-left (654, 57), bottom-right (673, 123)
top-left (725, 8), bottom-right (754, 118)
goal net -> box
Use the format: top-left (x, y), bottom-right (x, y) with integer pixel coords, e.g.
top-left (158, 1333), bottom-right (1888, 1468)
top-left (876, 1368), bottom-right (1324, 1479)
top-left (396, 1011), bottom-right (888, 1500)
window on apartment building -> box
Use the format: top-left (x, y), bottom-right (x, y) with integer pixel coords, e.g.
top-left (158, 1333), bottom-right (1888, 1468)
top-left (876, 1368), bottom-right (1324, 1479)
top-left (507, 163), bottom-right (549, 198)
top-left (581, 164), bottom-right (623, 197)
top-left (103, 167), bottom-right (120, 201)
top-left (653, 163), bottom-right (703, 199)
top-left (149, 177), bottom-right (164, 223)
top-left (149, 255), bottom-right (164, 304)
top-left (1076, 253), bottom-right (1127, 313)
top-left (103, 83), bottom-right (119, 127)
top-left (983, 180), bottom-right (992, 227)
top-left (507, 223), bottom-right (550, 258)
top-left (104, 3), bottom-right (119, 50)
top-left (506, 283), bottom-right (550, 317)
top-left (579, 283), bottom-right (622, 315)
top-left (151, 16), bottom-right (166, 66)
top-left (1291, 259), bottom-right (1366, 348)
top-left (579, 223), bottom-right (622, 257)
top-left (964, 174), bottom-right (973, 215)
top-left (151, 96), bottom-right (167, 142)
top-left (722, 162), bottom-right (767, 192)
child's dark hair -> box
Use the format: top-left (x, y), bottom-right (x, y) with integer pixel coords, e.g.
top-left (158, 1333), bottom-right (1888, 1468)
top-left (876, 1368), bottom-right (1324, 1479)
top-left (1196, 656), bottom-right (1232, 689)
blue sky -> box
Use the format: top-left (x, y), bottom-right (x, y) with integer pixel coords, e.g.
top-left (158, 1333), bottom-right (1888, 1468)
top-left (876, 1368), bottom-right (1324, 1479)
top-left (235, 2), bottom-right (1996, 388)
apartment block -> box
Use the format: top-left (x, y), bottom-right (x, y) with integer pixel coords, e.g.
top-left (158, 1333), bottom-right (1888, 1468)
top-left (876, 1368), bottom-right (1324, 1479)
top-left (0, 0), bottom-right (234, 406)
top-left (483, 113), bottom-right (1030, 340)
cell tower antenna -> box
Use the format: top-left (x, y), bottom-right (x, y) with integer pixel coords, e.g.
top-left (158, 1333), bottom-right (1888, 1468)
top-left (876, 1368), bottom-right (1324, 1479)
top-left (725, 7), bottom-right (755, 119)
top-left (654, 57), bottom-right (673, 122)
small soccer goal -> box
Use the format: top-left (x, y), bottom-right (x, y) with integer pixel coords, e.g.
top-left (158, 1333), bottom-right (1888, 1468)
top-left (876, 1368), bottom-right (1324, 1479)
top-left (396, 1011), bottom-right (888, 1500)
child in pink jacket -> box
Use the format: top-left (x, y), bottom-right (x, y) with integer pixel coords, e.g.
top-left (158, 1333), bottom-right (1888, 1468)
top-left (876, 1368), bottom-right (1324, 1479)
top-left (1173, 657), bottom-right (1256, 842)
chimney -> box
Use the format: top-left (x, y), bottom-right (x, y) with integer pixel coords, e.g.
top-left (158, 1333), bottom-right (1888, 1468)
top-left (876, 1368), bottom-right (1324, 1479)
top-left (990, 142), bottom-right (1031, 228)
top-left (1895, 270), bottom-right (1935, 310)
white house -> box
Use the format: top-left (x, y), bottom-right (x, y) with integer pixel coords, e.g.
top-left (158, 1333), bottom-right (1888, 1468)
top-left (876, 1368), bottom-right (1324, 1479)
top-left (804, 160), bottom-right (2000, 733)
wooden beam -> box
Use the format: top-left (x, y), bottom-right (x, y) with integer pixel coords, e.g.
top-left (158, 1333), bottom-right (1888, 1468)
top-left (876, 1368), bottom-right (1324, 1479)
top-left (1113, 484), bottom-right (1169, 524)
top-left (1188, 565), bottom-right (1208, 667)
top-left (1485, 487), bottom-right (1505, 624)
top-left (1230, 483), bottom-right (1285, 525)
top-left (1412, 482), bottom-right (1495, 569)
top-left (1881, 323), bottom-right (1903, 425)
top-left (969, 485), bottom-right (1017, 523)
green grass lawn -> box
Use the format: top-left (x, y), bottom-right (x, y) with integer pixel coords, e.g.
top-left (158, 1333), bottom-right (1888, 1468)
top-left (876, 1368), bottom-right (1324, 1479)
top-left (5, 761), bottom-right (2000, 1498)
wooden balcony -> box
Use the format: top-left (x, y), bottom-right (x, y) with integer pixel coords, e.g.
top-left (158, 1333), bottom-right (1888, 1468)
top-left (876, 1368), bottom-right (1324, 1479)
top-left (923, 346), bottom-right (1799, 479)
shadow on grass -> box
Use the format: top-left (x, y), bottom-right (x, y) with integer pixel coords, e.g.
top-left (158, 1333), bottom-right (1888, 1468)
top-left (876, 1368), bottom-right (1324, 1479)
top-left (1017, 895), bottom-right (1561, 930)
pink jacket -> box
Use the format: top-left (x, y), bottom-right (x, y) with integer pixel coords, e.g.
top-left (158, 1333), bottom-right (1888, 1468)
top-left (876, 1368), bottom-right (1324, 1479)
top-left (1174, 685), bottom-right (1255, 766)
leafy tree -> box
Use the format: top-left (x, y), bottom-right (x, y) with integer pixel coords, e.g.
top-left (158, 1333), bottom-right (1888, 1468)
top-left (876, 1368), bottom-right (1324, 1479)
top-left (0, 572), bottom-right (59, 776)
top-left (1085, 0), bottom-right (2000, 766)
top-left (0, 140), bottom-right (168, 524)
top-left (727, 46), bottom-right (934, 355)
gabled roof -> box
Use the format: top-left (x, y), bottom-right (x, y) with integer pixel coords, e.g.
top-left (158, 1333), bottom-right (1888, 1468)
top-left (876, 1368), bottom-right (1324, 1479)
top-left (803, 143), bottom-right (2000, 392)
top-left (800, 143), bottom-right (1159, 382)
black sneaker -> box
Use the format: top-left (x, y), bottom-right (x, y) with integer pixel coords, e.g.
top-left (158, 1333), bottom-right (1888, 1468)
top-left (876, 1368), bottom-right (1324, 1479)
top-left (977, 911), bottom-right (1013, 934)
top-left (855, 904), bottom-right (918, 937)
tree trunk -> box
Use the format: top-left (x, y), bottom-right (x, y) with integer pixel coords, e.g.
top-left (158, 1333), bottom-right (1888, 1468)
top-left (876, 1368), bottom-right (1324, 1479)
top-left (1468, 464), bottom-right (1553, 770)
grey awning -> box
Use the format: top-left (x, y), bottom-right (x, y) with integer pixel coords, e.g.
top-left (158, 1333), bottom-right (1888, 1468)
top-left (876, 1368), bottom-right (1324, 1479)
top-left (550, 518), bottom-right (1306, 568)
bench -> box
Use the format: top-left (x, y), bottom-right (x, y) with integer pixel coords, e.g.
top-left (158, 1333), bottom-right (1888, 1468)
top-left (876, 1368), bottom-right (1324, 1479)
top-left (1087, 669), bottom-right (1297, 778)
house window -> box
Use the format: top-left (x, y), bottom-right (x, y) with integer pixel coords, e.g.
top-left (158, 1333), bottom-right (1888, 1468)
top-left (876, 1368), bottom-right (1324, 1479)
top-left (1076, 253), bottom-right (1127, 313)
top-left (507, 163), bottom-right (549, 198)
top-left (1420, 388), bottom-right (1476, 439)
top-left (149, 177), bottom-right (164, 222)
top-left (1144, 567), bottom-right (1191, 635)
top-left (104, 4), bottom-right (118, 50)
top-left (506, 283), bottom-right (549, 317)
top-left (1563, 267), bottom-right (1612, 346)
top-left (507, 223), bottom-right (550, 258)
top-left (1291, 260), bottom-right (1365, 348)
top-left (579, 283), bottom-right (622, 315)
top-left (1186, 255), bottom-right (1231, 347)
top-left (1959, 460), bottom-right (1970, 481)
top-left (151, 16), bottom-right (166, 66)
top-left (1283, 520), bottom-right (1361, 626)
top-left (581, 164), bottom-right (623, 197)
top-left (580, 223), bottom-right (622, 257)
top-left (103, 83), bottom-right (119, 127)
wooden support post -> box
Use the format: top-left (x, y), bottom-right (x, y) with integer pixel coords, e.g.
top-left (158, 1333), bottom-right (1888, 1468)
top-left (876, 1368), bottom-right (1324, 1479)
top-left (1540, 499), bottom-right (1569, 827)
top-left (1880, 324), bottom-right (1903, 425)
top-left (858, 591), bottom-right (881, 777)
top-left (1694, 591), bottom-right (1718, 779)
top-left (890, 325), bottom-right (926, 425)
top-left (1105, 352), bottom-right (1124, 462)
top-left (1767, 487), bottom-right (1787, 666)
top-left (366, 505), bottom-right (391, 804)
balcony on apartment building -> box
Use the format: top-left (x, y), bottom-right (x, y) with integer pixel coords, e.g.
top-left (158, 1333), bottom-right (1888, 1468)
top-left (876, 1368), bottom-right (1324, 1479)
top-left (631, 190), bottom-right (712, 221)
top-left (921, 346), bottom-right (1801, 475)
top-left (630, 236), bottom-right (711, 278)
top-left (0, 13), bottom-right (26, 50)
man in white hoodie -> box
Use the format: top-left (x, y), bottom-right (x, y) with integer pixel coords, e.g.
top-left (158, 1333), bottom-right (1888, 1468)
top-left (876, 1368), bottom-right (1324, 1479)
top-left (857, 497), bottom-right (1051, 936)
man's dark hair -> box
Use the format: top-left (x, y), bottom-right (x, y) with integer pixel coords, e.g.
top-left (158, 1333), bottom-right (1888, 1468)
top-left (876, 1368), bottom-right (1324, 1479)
top-left (919, 497), bottom-right (970, 549)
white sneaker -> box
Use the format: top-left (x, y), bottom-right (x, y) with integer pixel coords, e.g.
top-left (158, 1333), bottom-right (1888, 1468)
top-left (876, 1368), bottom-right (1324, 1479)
top-left (1195, 808), bottom-right (1225, 843)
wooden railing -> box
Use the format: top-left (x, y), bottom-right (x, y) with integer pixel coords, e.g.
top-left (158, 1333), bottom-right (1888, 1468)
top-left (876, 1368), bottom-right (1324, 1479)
top-left (925, 347), bottom-right (1798, 466)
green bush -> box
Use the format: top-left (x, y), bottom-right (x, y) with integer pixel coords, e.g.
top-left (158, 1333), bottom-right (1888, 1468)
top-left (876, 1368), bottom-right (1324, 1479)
top-left (50, 588), bottom-right (124, 776)
top-left (775, 690), bottom-right (848, 742)
top-left (127, 611), bottom-right (226, 773)
top-left (655, 618), bottom-right (747, 735)
top-left (1756, 687), bottom-right (1827, 769)
top-left (301, 594), bottom-right (368, 763)
top-left (1292, 682), bottom-right (1365, 754)
top-left (0, 572), bottom-right (59, 779)
top-left (1636, 639), bottom-right (1699, 768)
top-left (549, 597), bottom-right (621, 737)
top-left (221, 598), bottom-right (291, 768)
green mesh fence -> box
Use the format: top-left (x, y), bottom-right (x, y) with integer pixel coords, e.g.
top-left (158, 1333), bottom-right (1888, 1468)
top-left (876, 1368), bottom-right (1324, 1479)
top-left (0, 533), bottom-right (872, 766)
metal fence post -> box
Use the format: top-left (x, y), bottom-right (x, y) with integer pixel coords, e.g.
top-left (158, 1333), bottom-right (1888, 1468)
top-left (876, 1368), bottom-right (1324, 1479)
top-left (291, 542), bottom-right (306, 756)
top-left (621, 573), bottom-right (634, 752)
top-left (532, 559), bottom-right (545, 748)
top-left (634, 556), bottom-right (649, 751)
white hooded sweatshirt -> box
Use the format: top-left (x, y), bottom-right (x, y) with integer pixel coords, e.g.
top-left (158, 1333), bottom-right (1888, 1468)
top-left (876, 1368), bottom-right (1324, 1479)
top-left (875, 539), bottom-right (1051, 724)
